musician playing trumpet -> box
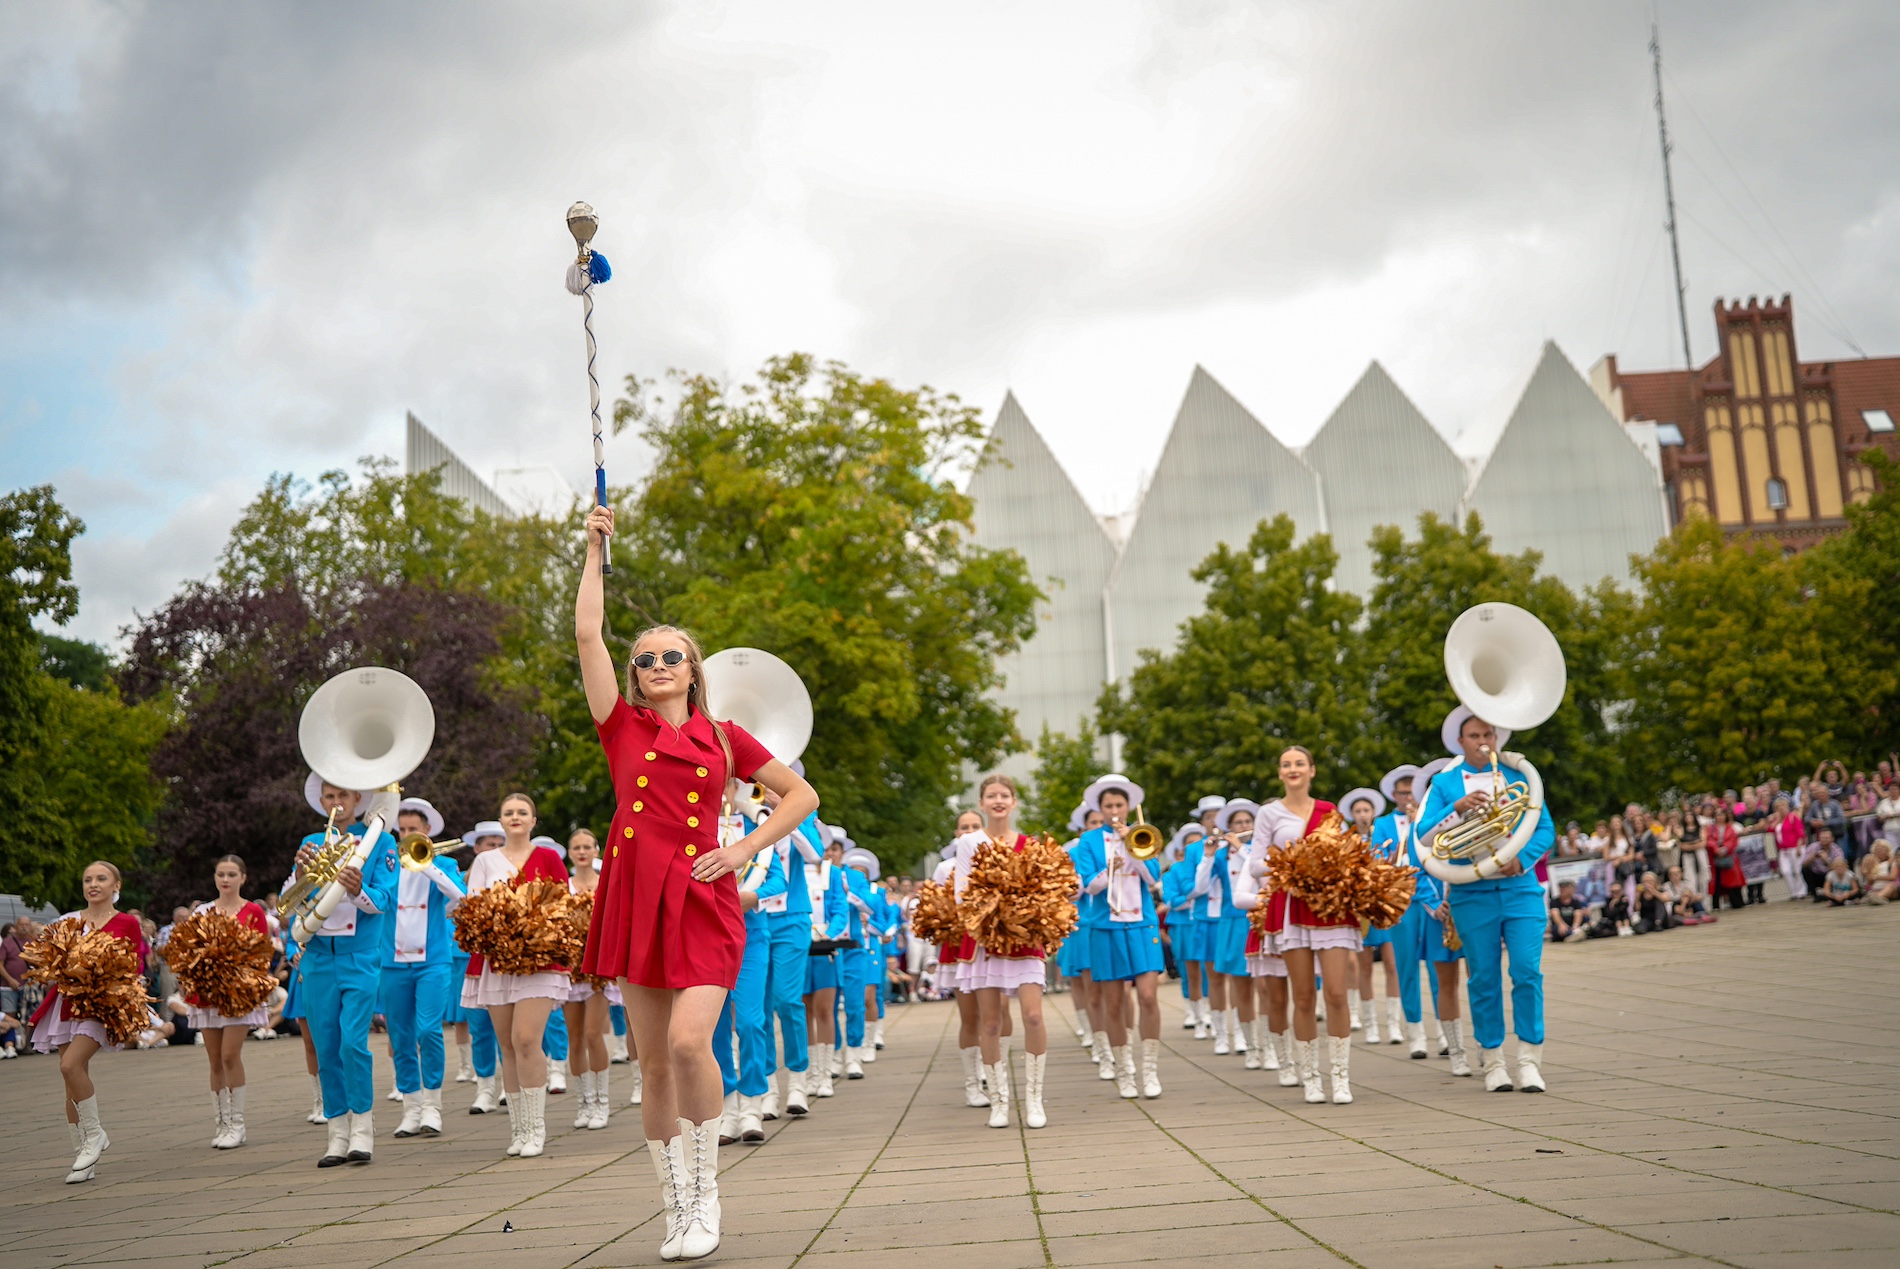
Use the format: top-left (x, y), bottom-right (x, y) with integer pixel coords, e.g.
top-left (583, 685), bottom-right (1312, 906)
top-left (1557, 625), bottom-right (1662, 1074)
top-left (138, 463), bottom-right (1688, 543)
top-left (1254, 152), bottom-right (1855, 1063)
top-left (1414, 708), bottom-right (1555, 1093)
top-left (1073, 775), bottom-right (1166, 1101)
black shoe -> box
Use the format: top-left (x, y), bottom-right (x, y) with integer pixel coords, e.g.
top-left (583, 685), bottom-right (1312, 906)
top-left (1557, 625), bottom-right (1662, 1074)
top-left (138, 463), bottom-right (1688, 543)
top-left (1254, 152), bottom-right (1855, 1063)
top-left (346, 1149), bottom-right (372, 1164)
top-left (318, 1153), bottom-right (348, 1168)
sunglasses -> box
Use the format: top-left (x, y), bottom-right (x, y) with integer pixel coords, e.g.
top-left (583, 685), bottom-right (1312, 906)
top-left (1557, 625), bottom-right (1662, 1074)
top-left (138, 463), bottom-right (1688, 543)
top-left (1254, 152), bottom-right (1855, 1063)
top-left (633, 649), bottom-right (688, 671)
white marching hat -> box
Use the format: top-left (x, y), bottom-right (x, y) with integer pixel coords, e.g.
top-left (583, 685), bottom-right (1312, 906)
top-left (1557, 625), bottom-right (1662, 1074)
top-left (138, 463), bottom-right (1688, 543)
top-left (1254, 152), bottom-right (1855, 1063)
top-left (1167, 824), bottom-right (1206, 861)
top-left (1442, 705), bottom-right (1511, 757)
top-left (1082, 773), bottom-right (1145, 814)
top-left (1215, 799), bottom-right (1260, 833)
top-left (1067, 803), bottom-right (1089, 834)
top-left (305, 771), bottom-right (367, 819)
top-left (462, 820), bottom-right (504, 847)
top-left (1194, 795), bottom-right (1227, 816)
top-left (827, 824), bottom-right (849, 847)
top-left (842, 847), bottom-right (880, 881)
top-left (397, 797), bottom-right (444, 837)
top-left (1379, 764), bottom-right (1423, 804)
top-left (1415, 756), bottom-right (1452, 785)
top-left (531, 834), bottom-right (567, 860)
top-left (1340, 787), bottom-right (1386, 819)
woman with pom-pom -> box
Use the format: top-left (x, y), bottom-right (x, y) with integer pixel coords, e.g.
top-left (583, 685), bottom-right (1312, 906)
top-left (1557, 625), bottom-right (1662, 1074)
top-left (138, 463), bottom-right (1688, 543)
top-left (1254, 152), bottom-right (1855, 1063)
top-left (1252, 746), bottom-right (1356, 1104)
top-left (563, 830), bottom-right (619, 1131)
top-left (575, 504), bottom-right (819, 1263)
top-left (182, 856), bottom-right (271, 1149)
top-left (29, 860), bottom-right (147, 1184)
top-left (951, 774), bottom-right (1055, 1130)
top-left (460, 792), bottom-right (569, 1158)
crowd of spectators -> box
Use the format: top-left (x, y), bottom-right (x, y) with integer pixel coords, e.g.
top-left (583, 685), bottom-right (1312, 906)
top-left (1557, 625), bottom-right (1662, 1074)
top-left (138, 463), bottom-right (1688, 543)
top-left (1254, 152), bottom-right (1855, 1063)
top-left (1546, 759), bottom-right (1900, 942)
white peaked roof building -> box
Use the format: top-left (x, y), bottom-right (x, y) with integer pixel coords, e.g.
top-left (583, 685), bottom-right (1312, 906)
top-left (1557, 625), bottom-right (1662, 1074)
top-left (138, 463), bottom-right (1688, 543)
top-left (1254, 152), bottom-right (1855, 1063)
top-left (967, 394), bottom-right (1120, 757)
top-left (1299, 362), bottom-right (1466, 597)
top-left (1105, 367), bottom-right (1321, 681)
top-left (1463, 343), bottom-right (1669, 590)
top-left (966, 345), bottom-right (1669, 763)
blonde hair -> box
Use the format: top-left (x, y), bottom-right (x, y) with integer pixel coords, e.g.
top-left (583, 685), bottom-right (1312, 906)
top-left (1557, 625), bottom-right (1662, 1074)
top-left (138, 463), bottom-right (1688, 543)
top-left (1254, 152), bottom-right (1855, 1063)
top-left (978, 773), bottom-right (1019, 798)
top-left (85, 860), bottom-right (123, 887)
top-left (626, 625), bottom-right (734, 778)
top-left (500, 792), bottom-right (537, 817)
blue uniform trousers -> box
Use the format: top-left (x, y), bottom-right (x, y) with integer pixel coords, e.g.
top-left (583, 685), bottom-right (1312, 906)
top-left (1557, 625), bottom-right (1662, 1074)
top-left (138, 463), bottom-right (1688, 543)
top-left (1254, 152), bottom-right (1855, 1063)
top-left (1391, 902), bottom-right (1457, 1024)
top-left (839, 941), bottom-right (870, 1047)
top-left (1447, 883), bottom-right (1545, 1050)
top-left (542, 1003), bottom-right (568, 1061)
top-left (381, 961), bottom-right (450, 1093)
top-left (765, 916), bottom-right (811, 1073)
top-left (467, 1005), bottom-right (498, 1078)
top-left (868, 947), bottom-right (886, 1019)
top-left (299, 937), bottom-right (383, 1117)
top-left (610, 1003), bottom-right (627, 1038)
top-left (715, 924), bottom-right (774, 1096)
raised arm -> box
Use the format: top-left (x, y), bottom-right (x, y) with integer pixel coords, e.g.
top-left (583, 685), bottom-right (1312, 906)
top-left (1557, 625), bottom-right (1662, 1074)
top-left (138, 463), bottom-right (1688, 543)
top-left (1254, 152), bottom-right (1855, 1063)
top-left (575, 505), bottom-right (621, 724)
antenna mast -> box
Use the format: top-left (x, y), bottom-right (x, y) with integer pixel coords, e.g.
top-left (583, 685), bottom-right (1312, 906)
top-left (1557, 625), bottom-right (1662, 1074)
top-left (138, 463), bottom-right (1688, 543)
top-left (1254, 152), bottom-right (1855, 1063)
top-left (1651, 14), bottom-right (1694, 369)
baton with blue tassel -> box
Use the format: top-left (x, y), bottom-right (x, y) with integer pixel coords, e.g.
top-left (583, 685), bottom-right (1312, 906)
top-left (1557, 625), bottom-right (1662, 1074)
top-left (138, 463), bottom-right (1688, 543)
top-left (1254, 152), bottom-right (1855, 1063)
top-left (565, 202), bottom-right (613, 575)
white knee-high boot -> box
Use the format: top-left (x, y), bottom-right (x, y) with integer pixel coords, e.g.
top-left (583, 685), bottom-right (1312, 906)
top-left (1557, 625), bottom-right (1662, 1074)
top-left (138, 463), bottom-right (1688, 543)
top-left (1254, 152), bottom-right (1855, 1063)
top-left (677, 1115), bottom-right (722, 1260)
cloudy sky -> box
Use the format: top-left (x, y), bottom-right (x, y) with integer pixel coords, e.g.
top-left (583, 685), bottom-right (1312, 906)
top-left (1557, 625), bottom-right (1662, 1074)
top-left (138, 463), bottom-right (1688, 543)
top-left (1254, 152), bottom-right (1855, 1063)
top-left (5, 0), bottom-right (1898, 644)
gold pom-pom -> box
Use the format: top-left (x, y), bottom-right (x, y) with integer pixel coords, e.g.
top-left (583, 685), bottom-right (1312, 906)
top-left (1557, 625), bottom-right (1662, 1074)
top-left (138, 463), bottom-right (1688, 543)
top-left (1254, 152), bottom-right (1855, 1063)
top-left (959, 834), bottom-right (1079, 956)
top-left (165, 910), bottom-right (275, 1018)
top-left (909, 878), bottom-right (962, 946)
top-left (1264, 811), bottom-right (1417, 929)
top-left (454, 879), bottom-right (587, 977)
top-left (24, 919), bottom-right (153, 1048)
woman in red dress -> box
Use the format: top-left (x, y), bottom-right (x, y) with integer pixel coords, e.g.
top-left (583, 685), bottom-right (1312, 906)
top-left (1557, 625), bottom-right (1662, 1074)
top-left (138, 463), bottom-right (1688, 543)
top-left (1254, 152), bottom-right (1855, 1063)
top-left (31, 860), bottom-right (148, 1184)
top-left (576, 504), bottom-right (819, 1264)
top-left (1254, 745), bottom-right (1359, 1104)
top-left (185, 855), bottom-right (270, 1150)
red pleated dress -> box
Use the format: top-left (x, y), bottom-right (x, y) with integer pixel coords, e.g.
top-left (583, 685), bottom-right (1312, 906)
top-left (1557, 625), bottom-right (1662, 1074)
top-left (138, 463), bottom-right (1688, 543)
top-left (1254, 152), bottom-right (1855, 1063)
top-left (581, 699), bottom-right (772, 990)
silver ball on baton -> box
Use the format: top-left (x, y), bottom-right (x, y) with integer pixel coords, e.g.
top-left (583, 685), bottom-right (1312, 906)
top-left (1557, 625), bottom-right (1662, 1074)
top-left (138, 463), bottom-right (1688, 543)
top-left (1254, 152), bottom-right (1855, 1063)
top-left (567, 201), bottom-right (599, 256)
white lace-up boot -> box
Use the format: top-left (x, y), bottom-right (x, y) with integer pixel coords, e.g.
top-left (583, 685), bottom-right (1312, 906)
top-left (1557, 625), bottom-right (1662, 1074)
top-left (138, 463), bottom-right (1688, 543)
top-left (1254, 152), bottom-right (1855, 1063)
top-left (608, 1031), bottom-right (629, 1064)
top-left (1296, 1040), bottom-right (1324, 1103)
top-left (1243, 1018), bottom-right (1262, 1069)
top-left (1516, 1042), bottom-right (1546, 1092)
top-left (813, 1045), bottom-right (836, 1098)
top-left (677, 1116), bottom-right (722, 1260)
top-left (575, 1072), bottom-right (597, 1129)
top-left (65, 1121), bottom-right (93, 1183)
top-left (1093, 1031), bottom-right (1114, 1077)
top-left (504, 1093), bottom-right (525, 1156)
top-left (986, 1061), bottom-right (1011, 1128)
top-left (1276, 1031), bottom-right (1299, 1085)
top-left (1428, 1014), bottom-right (1448, 1056)
top-left (1386, 997), bottom-right (1404, 1044)
top-left (1075, 1007), bottom-right (1091, 1043)
top-left (1023, 1052), bottom-right (1047, 1129)
top-left (590, 1072), bottom-right (611, 1128)
top-left (454, 1041), bottom-right (474, 1081)
top-left (1192, 1000), bottom-right (1211, 1040)
top-left (224, 1086), bottom-right (247, 1147)
top-left (210, 1089), bottom-right (232, 1148)
top-left (1328, 1035), bottom-right (1353, 1104)
top-left (1230, 1010), bottom-right (1249, 1058)
top-left (307, 1075), bottom-right (327, 1124)
top-left (1445, 1019), bottom-right (1472, 1076)
top-left (960, 1046), bottom-right (989, 1106)
top-left (1140, 1039), bottom-right (1163, 1098)
top-left (1115, 1045), bottom-right (1138, 1099)
top-left (518, 1087), bottom-right (547, 1157)
top-left (1211, 1008), bottom-right (1230, 1055)
top-left (647, 1136), bottom-right (687, 1261)
top-left (1360, 998), bottom-right (1380, 1045)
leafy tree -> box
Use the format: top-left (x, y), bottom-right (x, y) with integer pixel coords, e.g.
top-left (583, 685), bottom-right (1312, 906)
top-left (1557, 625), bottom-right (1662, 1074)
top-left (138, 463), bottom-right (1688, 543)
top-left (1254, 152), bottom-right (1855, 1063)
top-left (1807, 450), bottom-right (1900, 763)
top-left (605, 355), bottom-right (1040, 872)
top-left (1, 487), bottom-right (163, 906)
top-left (1360, 513), bottom-right (1629, 824)
top-left (120, 575), bottom-right (541, 911)
top-left (1098, 515), bottom-right (1369, 831)
top-left (1019, 719), bottom-right (1105, 838)
top-left (41, 634), bottom-right (113, 691)
top-left (1623, 516), bottom-right (1890, 793)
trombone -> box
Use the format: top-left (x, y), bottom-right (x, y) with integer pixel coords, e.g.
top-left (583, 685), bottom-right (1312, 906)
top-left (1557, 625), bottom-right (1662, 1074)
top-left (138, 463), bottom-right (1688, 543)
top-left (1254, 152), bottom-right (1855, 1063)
top-left (1119, 807), bottom-right (1165, 861)
top-left (397, 831), bottom-right (465, 872)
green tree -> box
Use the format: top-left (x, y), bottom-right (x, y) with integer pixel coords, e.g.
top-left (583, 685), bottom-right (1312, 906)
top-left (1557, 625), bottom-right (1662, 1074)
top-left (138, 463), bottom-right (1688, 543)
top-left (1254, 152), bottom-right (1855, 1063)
top-left (1807, 451), bottom-right (1900, 764)
top-left (606, 354), bottom-right (1041, 872)
top-left (1361, 513), bottom-right (1629, 824)
top-left (0, 487), bottom-right (164, 906)
top-left (1098, 515), bottom-right (1369, 831)
top-left (1624, 516), bottom-right (1889, 792)
top-left (1019, 719), bottom-right (1105, 838)
top-left (41, 634), bottom-right (112, 691)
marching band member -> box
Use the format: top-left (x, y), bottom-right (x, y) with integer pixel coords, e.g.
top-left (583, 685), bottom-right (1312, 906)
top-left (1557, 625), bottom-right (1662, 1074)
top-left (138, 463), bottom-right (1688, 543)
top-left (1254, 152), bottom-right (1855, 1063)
top-left (457, 821), bottom-right (506, 1115)
top-left (565, 830), bottom-right (618, 1130)
top-left (576, 504), bottom-right (821, 1264)
top-left (864, 871), bottom-right (897, 1056)
top-left (384, 798), bottom-right (465, 1141)
top-left (184, 855), bottom-right (270, 1148)
top-left (760, 783), bottom-right (824, 1116)
top-left (1343, 788), bottom-right (1402, 1047)
top-left (1053, 806), bottom-right (1098, 1051)
top-left (461, 793), bottom-right (568, 1159)
top-left (30, 861), bottom-right (146, 1184)
top-left (837, 833), bottom-right (876, 1078)
top-left (804, 833), bottom-right (850, 1100)
top-left (1160, 825), bottom-right (1207, 1034)
top-left (955, 775), bottom-right (1053, 1129)
top-left (290, 776), bottom-right (399, 1165)
top-left (1415, 708), bottom-right (1555, 1093)
top-left (714, 787), bottom-right (785, 1145)
top-left (1073, 774), bottom-right (1166, 1100)
top-left (1378, 764), bottom-right (1470, 1074)
top-left (1254, 746), bottom-right (1355, 1104)
top-left (1204, 799), bottom-right (1259, 1061)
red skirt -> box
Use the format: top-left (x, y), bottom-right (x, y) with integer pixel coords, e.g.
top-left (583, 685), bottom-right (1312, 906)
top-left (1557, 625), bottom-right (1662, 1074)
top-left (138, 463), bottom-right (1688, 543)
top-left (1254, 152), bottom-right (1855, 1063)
top-left (954, 933), bottom-right (1045, 962)
top-left (938, 938), bottom-right (967, 966)
top-left (1262, 890), bottom-right (1357, 933)
top-left (582, 812), bottom-right (743, 990)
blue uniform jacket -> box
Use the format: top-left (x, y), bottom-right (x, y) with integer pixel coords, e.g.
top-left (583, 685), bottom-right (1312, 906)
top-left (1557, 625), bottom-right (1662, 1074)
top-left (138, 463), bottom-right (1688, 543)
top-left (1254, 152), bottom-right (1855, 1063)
top-left (380, 854), bottom-right (466, 968)
top-left (813, 863), bottom-right (850, 941)
top-left (1161, 857), bottom-right (1198, 926)
top-left (1414, 761), bottom-right (1555, 897)
top-left (767, 813), bottom-right (825, 922)
top-left (294, 821), bottom-right (400, 962)
top-left (740, 825), bottom-right (789, 936)
top-left (1372, 812), bottom-right (1445, 910)
top-left (1073, 827), bottom-right (1162, 928)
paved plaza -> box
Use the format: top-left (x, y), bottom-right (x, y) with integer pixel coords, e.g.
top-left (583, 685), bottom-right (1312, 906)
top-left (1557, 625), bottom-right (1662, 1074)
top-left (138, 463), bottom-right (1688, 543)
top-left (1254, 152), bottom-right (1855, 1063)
top-left (2, 898), bottom-right (1897, 1269)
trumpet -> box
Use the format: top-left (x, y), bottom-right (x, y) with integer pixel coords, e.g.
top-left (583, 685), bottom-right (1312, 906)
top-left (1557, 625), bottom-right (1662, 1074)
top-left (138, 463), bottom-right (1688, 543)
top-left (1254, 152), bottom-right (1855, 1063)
top-left (397, 831), bottom-right (464, 872)
top-left (1120, 808), bottom-right (1165, 861)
